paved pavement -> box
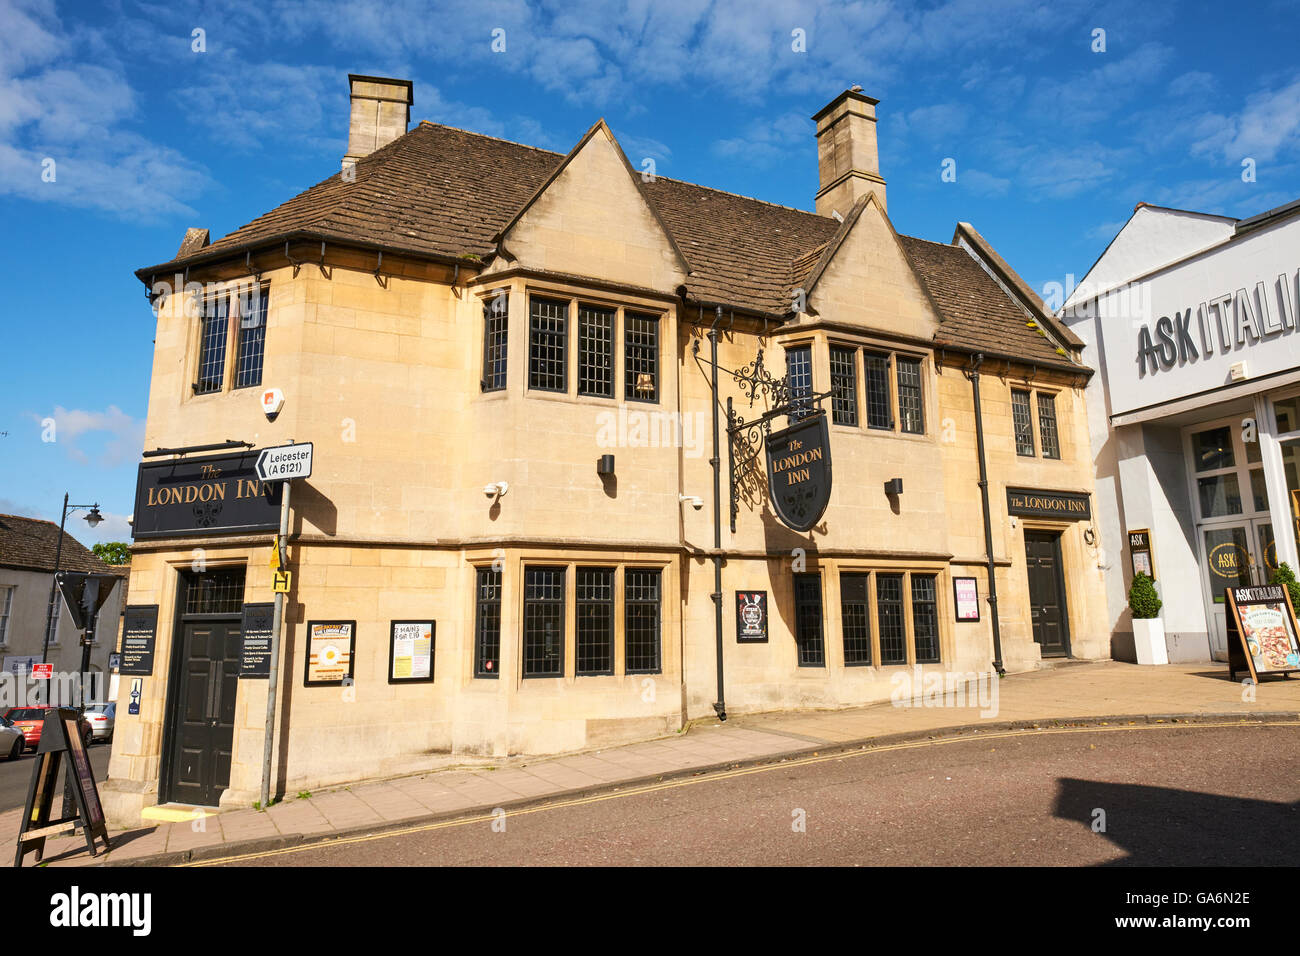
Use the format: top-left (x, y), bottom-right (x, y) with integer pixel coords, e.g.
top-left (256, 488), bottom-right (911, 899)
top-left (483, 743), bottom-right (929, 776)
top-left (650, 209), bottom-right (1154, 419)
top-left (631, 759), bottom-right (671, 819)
top-left (213, 724), bottom-right (1300, 866)
top-left (8, 660), bottom-right (1299, 867)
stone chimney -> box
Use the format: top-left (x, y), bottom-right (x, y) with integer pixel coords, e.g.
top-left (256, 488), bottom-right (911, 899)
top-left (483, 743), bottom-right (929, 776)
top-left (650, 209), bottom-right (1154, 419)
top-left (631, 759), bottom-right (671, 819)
top-left (813, 89), bottom-right (886, 217)
top-left (343, 74), bottom-right (414, 173)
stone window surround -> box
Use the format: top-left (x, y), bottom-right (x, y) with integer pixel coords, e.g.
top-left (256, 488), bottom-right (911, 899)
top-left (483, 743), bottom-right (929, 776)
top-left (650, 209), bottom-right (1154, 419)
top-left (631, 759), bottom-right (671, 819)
top-left (183, 279), bottom-right (271, 403)
top-left (475, 280), bottom-right (668, 408)
top-left (1009, 382), bottom-right (1066, 461)
top-left (779, 330), bottom-right (935, 441)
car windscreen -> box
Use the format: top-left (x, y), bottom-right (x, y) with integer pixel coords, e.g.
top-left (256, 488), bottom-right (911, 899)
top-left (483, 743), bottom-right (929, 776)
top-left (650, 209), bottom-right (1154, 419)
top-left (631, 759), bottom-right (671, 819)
top-left (6, 708), bottom-right (47, 720)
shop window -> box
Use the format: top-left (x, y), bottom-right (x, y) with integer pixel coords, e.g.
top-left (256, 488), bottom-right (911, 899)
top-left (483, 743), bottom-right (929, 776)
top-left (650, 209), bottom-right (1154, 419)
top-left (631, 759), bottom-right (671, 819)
top-left (0, 585), bottom-right (13, 644)
top-left (576, 567), bottom-right (615, 675)
top-left (786, 344), bottom-right (813, 424)
top-left (578, 304), bottom-right (615, 398)
top-left (233, 285), bottom-right (268, 390)
top-left (840, 572), bottom-right (871, 665)
top-left (911, 574), bottom-right (940, 663)
top-left (1198, 474), bottom-right (1244, 517)
top-left (897, 357), bottom-right (925, 435)
top-left (829, 346), bottom-right (859, 426)
top-left (481, 295), bottom-right (508, 392)
top-left (864, 352), bottom-right (893, 429)
top-left (182, 567), bottom-right (246, 615)
top-left (1274, 396), bottom-right (1300, 434)
top-left (793, 572), bottom-right (825, 666)
top-left (624, 568), bottom-right (662, 674)
top-left (474, 567), bottom-right (502, 678)
top-left (523, 566), bottom-right (565, 677)
top-left (528, 297), bottom-right (568, 392)
top-left (625, 312), bottom-right (659, 403)
top-left (194, 295), bottom-right (229, 394)
top-left (1036, 393), bottom-right (1060, 459)
top-left (1011, 390), bottom-right (1034, 456)
top-left (876, 573), bottom-right (906, 665)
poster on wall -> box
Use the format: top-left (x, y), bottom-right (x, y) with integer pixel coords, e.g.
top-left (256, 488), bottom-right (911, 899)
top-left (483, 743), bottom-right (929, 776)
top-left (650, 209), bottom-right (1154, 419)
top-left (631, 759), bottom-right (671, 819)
top-left (735, 591), bottom-right (768, 642)
top-left (1128, 529), bottom-right (1154, 580)
top-left (1225, 585), bottom-right (1300, 682)
top-left (389, 620), bottom-right (435, 683)
top-left (239, 603), bottom-right (275, 679)
top-left (119, 605), bottom-right (159, 676)
top-left (305, 620), bottom-right (356, 686)
top-left (953, 577), bottom-right (981, 622)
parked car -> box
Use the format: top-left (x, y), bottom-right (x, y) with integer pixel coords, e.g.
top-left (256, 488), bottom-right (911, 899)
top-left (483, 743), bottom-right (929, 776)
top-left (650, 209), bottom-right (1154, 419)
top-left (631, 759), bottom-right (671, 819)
top-left (84, 702), bottom-right (116, 743)
top-left (1, 707), bottom-right (92, 752)
top-left (0, 715), bottom-right (22, 760)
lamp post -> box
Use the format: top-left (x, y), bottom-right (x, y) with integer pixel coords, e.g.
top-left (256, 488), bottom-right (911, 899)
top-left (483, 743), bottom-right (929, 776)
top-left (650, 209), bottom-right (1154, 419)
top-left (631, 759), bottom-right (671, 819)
top-left (40, 495), bottom-right (104, 704)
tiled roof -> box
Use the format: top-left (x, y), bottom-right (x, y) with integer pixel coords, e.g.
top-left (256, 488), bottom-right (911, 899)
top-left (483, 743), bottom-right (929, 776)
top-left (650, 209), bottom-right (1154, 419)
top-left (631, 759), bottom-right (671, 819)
top-left (0, 514), bottom-right (125, 576)
top-left (900, 236), bottom-right (1077, 370)
top-left (141, 121), bottom-right (1083, 372)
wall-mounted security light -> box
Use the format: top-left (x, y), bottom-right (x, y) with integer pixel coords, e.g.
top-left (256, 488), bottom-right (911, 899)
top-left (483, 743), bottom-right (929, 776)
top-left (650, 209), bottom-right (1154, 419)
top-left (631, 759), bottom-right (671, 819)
top-left (597, 454), bottom-right (615, 475)
top-left (483, 481), bottom-right (509, 499)
top-left (884, 478), bottom-right (903, 496)
top-left (679, 494), bottom-right (704, 511)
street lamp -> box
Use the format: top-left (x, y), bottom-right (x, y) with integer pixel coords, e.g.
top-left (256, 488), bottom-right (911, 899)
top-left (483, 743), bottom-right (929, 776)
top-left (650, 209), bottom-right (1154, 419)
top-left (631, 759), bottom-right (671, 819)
top-left (40, 494), bottom-right (104, 672)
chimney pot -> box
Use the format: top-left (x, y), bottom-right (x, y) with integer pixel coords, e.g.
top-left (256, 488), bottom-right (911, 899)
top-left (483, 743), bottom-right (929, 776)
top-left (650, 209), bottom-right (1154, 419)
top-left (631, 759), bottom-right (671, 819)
top-left (813, 89), bottom-right (886, 216)
top-left (344, 74), bottom-right (414, 173)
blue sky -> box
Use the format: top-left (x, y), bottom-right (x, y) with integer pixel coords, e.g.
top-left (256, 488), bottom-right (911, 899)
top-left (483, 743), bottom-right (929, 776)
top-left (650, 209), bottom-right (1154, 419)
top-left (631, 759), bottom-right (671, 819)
top-left (2, 0), bottom-right (1299, 545)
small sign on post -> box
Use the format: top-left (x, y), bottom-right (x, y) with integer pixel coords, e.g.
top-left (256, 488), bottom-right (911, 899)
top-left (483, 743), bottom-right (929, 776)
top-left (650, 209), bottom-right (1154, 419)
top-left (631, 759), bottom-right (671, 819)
top-left (31, 663), bottom-right (52, 680)
top-left (256, 442), bottom-right (313, 482)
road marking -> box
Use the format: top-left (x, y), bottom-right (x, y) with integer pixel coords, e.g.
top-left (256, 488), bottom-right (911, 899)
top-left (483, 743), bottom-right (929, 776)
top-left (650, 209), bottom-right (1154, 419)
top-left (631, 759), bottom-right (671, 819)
top-left (186, 719), bottom-right (1299, 866)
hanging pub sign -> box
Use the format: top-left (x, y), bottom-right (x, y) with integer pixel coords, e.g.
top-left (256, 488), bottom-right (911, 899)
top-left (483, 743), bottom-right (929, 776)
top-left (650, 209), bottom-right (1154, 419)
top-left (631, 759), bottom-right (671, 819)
top-left (305, 620), bottom-right (356, 686)
top-left (132, 450), bottom-right (282, 540)
top-left (1006, 487), bottom-right (1092, 521)
top-left (239, 602), bottom-right (275, 679)
top-left (765, 413), bottom-right (833, 532)
top-left (1128, 529), bottom-right (1155, 579)
top-left (1225, 585), bottom-right (1300, 682)
top-left (735, 591), bottom-right (769, 643)
top-left (14, 708), bottom-right (110, 866)
top-left (119, 604), bottom-right (159, 676)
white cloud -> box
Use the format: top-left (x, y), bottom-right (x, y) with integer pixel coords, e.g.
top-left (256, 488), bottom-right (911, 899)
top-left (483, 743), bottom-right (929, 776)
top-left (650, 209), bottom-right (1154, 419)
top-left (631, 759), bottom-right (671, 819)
top-left (960, 168), bottom-right (1011, 197)
top-left (1199, 73), bottom-right (1300, 164)
top-left (29, 406), bottom-right (146, 468)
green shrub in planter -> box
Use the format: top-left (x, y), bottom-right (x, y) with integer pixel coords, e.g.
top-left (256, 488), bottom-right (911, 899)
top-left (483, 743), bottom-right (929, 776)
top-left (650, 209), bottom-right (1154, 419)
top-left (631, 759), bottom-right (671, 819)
top-left (1270, 562), bottom-right (1300, 610)
top-left (1128, 571), bottom-right (1162, 619)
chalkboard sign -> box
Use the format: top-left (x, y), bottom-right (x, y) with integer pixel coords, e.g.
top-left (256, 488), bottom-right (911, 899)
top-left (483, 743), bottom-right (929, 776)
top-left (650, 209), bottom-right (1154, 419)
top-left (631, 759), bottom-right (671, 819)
top-left (239, 602), bottom-right (275, 679)
top-left (120, 604), bottom-right (159, 676)
top-left (14, 708), bottom-right (110, 867)
top-left (1225, 585), bottom-right (1300, 683)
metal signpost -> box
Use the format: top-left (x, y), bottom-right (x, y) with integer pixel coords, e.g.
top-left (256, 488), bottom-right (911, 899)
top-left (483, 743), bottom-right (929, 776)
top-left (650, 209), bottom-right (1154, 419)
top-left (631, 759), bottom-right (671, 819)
top-left (255, 441), bottom-right (311, 809)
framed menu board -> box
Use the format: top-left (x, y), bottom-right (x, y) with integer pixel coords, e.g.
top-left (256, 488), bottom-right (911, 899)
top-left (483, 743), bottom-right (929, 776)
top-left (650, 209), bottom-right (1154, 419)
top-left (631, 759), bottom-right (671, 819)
top-left (389, 620), bottom-right (435, 683)
top-left (953, 577), bottom-right (980, 622)
top-left (1225, 585), bottom-right (1300, 682)
top-left (1127, 529), bottom-right (1154, 580)
top-left (305, 620), bottom-right (356, 686)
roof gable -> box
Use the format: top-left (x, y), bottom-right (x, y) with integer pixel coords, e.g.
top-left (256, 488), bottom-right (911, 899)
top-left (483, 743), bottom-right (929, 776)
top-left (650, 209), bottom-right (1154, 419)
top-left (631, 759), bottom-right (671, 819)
top-left (796, 192), bottom-right (942, 340)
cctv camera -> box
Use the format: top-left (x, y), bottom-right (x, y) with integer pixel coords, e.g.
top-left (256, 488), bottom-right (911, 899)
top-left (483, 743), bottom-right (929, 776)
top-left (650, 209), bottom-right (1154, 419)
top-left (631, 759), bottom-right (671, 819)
top-left (483, 485), bottom-right (498, 498)
top-left (691, 498), bottom-right (703, 511)
top-left (483, 481), bottom-right (509, 499)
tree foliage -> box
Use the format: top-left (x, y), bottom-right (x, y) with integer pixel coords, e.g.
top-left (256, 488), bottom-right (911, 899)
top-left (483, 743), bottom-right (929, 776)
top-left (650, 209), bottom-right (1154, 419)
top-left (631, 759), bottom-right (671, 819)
top-left (92, 541), bottom-right (132, 565)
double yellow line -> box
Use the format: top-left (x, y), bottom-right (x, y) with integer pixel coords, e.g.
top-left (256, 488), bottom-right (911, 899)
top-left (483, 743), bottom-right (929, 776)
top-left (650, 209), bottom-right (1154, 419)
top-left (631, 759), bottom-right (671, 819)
top-left (186, 719), bottom-right (1298, 866)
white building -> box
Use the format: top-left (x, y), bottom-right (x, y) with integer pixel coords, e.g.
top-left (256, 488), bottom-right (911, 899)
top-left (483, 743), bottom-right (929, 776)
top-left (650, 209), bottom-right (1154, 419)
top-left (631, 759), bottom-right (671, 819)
top-left (1061, 199), bottom-right (1300, 661)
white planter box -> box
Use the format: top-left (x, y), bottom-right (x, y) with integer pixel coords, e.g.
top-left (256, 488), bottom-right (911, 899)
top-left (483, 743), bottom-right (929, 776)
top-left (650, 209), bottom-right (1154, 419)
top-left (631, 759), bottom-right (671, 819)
top-left (1132, 618), bottom-right (1168, 666)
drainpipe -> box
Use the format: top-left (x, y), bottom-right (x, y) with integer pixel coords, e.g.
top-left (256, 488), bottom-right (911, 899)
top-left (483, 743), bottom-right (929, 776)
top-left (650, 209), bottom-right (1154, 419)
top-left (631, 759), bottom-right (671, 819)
top-left (709, 306), bottom-right (727, 720)
top-left (968, 354), bottom-right (1006, 676)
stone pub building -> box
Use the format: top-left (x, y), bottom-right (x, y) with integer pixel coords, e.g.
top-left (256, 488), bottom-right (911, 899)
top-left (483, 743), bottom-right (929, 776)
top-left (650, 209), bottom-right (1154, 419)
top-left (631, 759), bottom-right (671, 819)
top-left (104, 75), bottom-right (1107, 824)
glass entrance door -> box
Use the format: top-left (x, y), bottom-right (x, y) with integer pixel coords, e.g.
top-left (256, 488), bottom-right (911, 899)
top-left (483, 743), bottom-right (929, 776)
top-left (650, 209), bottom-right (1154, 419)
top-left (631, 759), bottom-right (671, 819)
top-left (1187, 421), bottom-right (1274, 660)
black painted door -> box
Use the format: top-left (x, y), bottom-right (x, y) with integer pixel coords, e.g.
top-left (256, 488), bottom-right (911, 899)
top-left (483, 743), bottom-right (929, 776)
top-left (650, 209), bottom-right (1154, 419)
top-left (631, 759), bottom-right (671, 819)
top-left (1025, 531), bottom-right (1071, 657)
top-left (168, 620), bottom-right (241, 806)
